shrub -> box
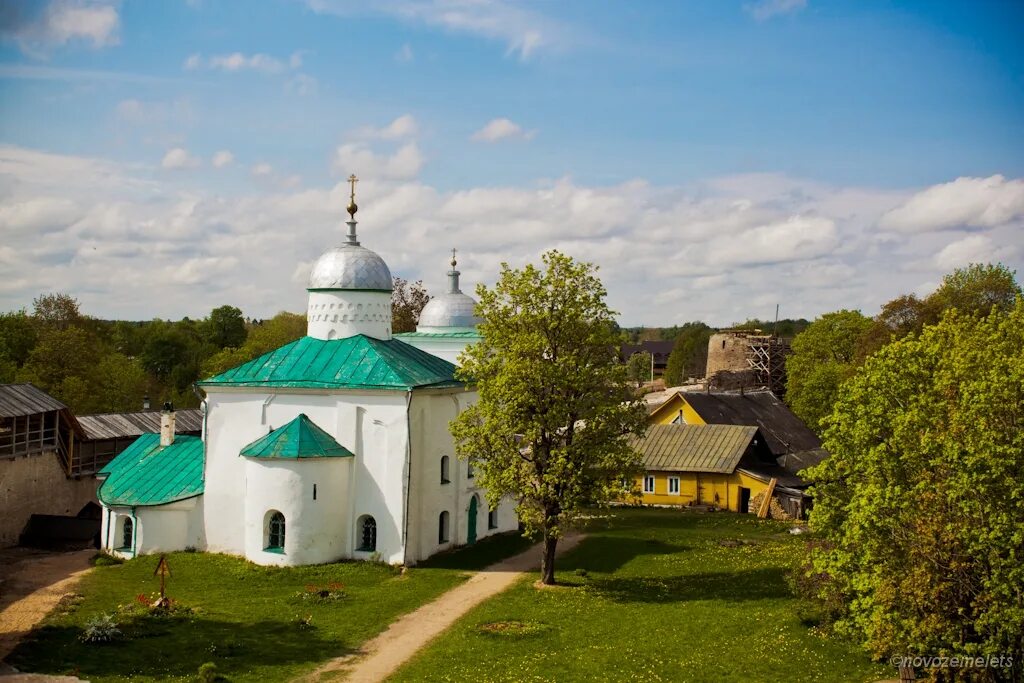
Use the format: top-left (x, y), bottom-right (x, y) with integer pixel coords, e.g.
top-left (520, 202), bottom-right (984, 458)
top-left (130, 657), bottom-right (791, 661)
top-left (79, 614), bottom-right (122, 644)
top-left (90, 553), bottom-right (123, 567)
top-left (197, 661), bottom-right (219, 683)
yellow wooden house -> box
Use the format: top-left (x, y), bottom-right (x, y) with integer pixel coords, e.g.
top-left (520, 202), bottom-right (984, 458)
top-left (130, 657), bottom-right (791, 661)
top-left (626, 424), bottom-right (809, 519)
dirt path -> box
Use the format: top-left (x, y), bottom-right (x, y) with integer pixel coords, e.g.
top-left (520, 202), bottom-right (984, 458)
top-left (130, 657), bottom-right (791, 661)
top-left (303, 534), bottom-right (586, 683)
top-left (0, 548), bottom-right (94, 666)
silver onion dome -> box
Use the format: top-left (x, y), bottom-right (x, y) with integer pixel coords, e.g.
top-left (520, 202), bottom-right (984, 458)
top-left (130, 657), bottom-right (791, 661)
top-left (417, 251), bottom-right (481, 330)
top-left (307, 220), bottom-right (393, 291)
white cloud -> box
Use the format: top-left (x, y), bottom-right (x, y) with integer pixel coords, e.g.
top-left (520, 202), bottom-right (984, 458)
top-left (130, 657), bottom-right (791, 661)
top-left (395, 43), bottom-right (414, 63)
top-left (251, 162), bottom-right (273, 177)
top-left (352, 114), bottom-right (419, 141)
top-left (211, 150), bottom-right (234, 168)
top-left (471, 118), bottom-right (535, 143)
top-left (306, 0), bottom-right (568, 60)
top-left (286, 73), bottom-right (318, 96)
top-left (161, 147), bottom-right (201, 169)
top-left (880, 175), bottom-right (1024, 233)
top-left (333, 142), bottom-right (424, 180)
top-left (934, 234), bottom-right (1018, 271)
top-left (1, 143), bottom-right (1022, 327)
top-left (745, 0), bottom-right (808, 21)
top-left (2, 0), bottom-right (120, 56)
top-left (185, 51), bottom-right (305, 75)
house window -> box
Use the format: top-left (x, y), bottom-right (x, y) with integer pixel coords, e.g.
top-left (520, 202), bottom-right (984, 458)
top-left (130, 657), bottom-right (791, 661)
top-left (467, 461), bottom-right (475, 479)
top-left (358, 515), bottom-right (376, 551)
top-left (266, 511), bottom-right (285, 551)
top-left (121, 517), bottom-right (133, 550)
top-left (668, 477), bottom-right (680, 495)
top-left (440, 455), bottom-right (450, 484)
top-left (643, 475), bottom-right (655, 494)
top-left (488, 508), bottom-right (498, 530)
top-left (438, 511), bottom-right (450, 544)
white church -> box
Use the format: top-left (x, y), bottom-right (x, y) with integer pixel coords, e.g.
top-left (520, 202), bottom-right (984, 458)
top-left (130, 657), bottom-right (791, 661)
top-left (96, 180), bottom-right (518, 566)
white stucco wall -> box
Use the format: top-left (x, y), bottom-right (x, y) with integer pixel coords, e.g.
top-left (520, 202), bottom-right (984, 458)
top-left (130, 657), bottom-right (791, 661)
top-left (395, 336), bottom-right (477, 365)
top-left (202, 388), bottom-right (411, 564)
top-left (405, 390), bottom-right (519, 564)
top-left (307, 290), bottom-right (392, 340)
top-left (100, 497), bottom-right (204, 558)
top-left (243, 457), bottom-right (350, 566)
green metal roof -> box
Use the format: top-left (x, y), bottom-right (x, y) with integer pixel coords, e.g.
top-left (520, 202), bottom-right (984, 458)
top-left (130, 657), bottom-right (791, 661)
top-left (240, 413), bottom-right (354, 459)
top-left (199, 335), bottom-right (463, 390)
top-left (630, 424), bottom-right (758, 473)
top-left (98, 433), bottom-right (204, 507)
top-left (393, 331), bottom-right (481, 339)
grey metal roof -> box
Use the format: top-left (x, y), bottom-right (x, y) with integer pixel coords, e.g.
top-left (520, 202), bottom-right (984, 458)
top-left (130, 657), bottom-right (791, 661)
top-left (683, 390), bottom-right (821, 456)
top-left (0, 383), bottom-right (67, 417)
top-left (307, 243), bottom-right (392, 291)
top-left (77, 409), bottom-right (203, 441)
top-left (630, 424), bottom-right (757, 473)
top-left (417, 292), bottom-right (481, 330)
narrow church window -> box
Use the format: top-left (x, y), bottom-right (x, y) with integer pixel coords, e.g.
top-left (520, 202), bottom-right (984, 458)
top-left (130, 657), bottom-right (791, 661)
top-left (488, 508), bottom-right (498, 530)
top-left (438, 511), bottom-right (450, 544)
top-left (313, 484), bottom-right (317, 500)
top-left (440, 455), bottom-right (450, 484)
top-left (358, 515), bottom-right (377, 551)
top-left (466, 461), bottom-right (475, 479)
top-left (121, 517), bottom-right (133, 550)
top-left (267, 511), bottom-right (285, 551)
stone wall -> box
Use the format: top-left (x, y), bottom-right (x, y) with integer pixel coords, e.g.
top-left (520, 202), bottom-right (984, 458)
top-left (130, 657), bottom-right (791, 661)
top-left (706, 333), bottom-right (752, 377)
top-left (0, 450), bottom-right (98, 547)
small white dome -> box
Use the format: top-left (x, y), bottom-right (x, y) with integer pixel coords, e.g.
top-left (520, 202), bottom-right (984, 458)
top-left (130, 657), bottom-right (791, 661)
top-left (418, 291), bottom-right (480, 329)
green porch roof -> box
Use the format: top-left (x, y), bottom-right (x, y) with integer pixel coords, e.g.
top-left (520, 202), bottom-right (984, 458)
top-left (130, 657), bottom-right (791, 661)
top-left (393, 330), bottom-right (481, 339)
top-left (98, 433), bottom-right (204, 507)
top-left (240, 414), bottom-right (353, 459)
top-left (199, 335), bottom-right (463, 391)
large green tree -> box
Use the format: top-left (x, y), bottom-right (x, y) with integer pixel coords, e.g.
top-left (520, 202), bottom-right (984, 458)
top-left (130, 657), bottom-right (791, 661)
top-left (786, 310), bottom-right (873, 433)
top-left (663, 321), bottom-right (714, 386)
top-left (201, 311), bottom-right (306, 378)
top-left (451, 251), bottom-right (647, 585)
top-left (204, 305), bottom-right (247, 349)
top-left (804, 300), bottom-right (1024, 674)
top-left (625, 351), bottom-right (652, 387)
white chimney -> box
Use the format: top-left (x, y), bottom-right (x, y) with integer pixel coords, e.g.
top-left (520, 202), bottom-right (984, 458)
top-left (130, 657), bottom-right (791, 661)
top-left (160, 402), bottom-right (176, 447)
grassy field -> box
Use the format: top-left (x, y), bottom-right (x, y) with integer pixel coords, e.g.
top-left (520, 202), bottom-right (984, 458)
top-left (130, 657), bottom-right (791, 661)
top-left (8, 533), bottom-right (526, 683)
top-left (390, 508), bottom-right (890, 683)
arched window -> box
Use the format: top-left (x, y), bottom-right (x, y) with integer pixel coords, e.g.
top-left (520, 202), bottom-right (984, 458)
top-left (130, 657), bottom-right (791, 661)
top-left (358, 515), bottom-right (377, 551)
top-left (266, 511), bottom-right (285, 551)
top-left (440, 455), bottom-right (450, 484)
top-left (121, 517), bottom-right (133, 550)
top-left (466, 461), bottom-right (475, 479)
top-left (488, 508), bottom-right (498, 530)
top-left (438, 511), bottom-right (450, 544)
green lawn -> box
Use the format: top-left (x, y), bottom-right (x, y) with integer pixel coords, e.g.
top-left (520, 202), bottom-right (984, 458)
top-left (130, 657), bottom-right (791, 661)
top-left (9, 534), bottom-right (527, 683)
top-left (390, 508), bottom-right (890, 683)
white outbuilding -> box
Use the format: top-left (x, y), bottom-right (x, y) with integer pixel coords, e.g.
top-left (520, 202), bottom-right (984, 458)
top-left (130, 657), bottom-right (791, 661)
top-left (97, 184), bottom-right (517, 565)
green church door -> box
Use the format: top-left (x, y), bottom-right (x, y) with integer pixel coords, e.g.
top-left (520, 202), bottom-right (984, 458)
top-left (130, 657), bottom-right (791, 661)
top-left (467, 496), bottom-right (478, 545)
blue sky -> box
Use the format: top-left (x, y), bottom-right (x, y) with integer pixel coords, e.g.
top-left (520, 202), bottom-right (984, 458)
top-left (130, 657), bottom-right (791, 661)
top-left (1, 0), bottom-right (1022, 325)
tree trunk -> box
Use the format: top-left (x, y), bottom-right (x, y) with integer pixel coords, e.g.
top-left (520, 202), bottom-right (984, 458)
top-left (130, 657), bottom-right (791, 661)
top-left (540, 535), bottom-right (558, 585)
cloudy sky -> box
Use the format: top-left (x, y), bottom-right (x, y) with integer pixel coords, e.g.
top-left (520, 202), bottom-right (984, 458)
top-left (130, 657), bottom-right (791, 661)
top-left (1, 0), bottom-right (1022, 326)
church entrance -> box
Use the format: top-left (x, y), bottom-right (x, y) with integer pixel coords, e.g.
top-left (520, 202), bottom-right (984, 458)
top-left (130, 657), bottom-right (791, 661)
top-left (467, 495), bottom-right (478, 545)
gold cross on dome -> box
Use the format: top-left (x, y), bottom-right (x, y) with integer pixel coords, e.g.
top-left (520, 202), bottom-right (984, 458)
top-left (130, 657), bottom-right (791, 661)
top-left (347, 174), bottom-right (358, 219)
top-left (450, 248), bottom-right (457, 268)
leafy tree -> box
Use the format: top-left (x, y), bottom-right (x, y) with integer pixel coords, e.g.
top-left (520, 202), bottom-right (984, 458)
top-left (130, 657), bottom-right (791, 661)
top-left (0, 310), bottom-right (37, 369)
top-left (391, 277), bottom-right (430, 334)
top-left (924, 262), bottom-right (1020, 320)
top-left (141, 325), bottom-right (190, 381)
top-left (663, 322), bottom-right (714, 386)
top-left (32, 293), bottom-right (82, 330)
top-left (204, 305), bottom-right (247, 349)
top-left (625, 351), bottom-right (652, 387)
top-left (785, 310), bottom-right (873, 433)
top-left (451, 251), bottom-right (647, 585)
top-left (803, 300), bottom-right (1024, 671)
top-left (201, 312), bottom-right (306, 378)
top-left (93, 353), bottom-right (149, 412)
top-left (17, 326), bottom-right (102, 396)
